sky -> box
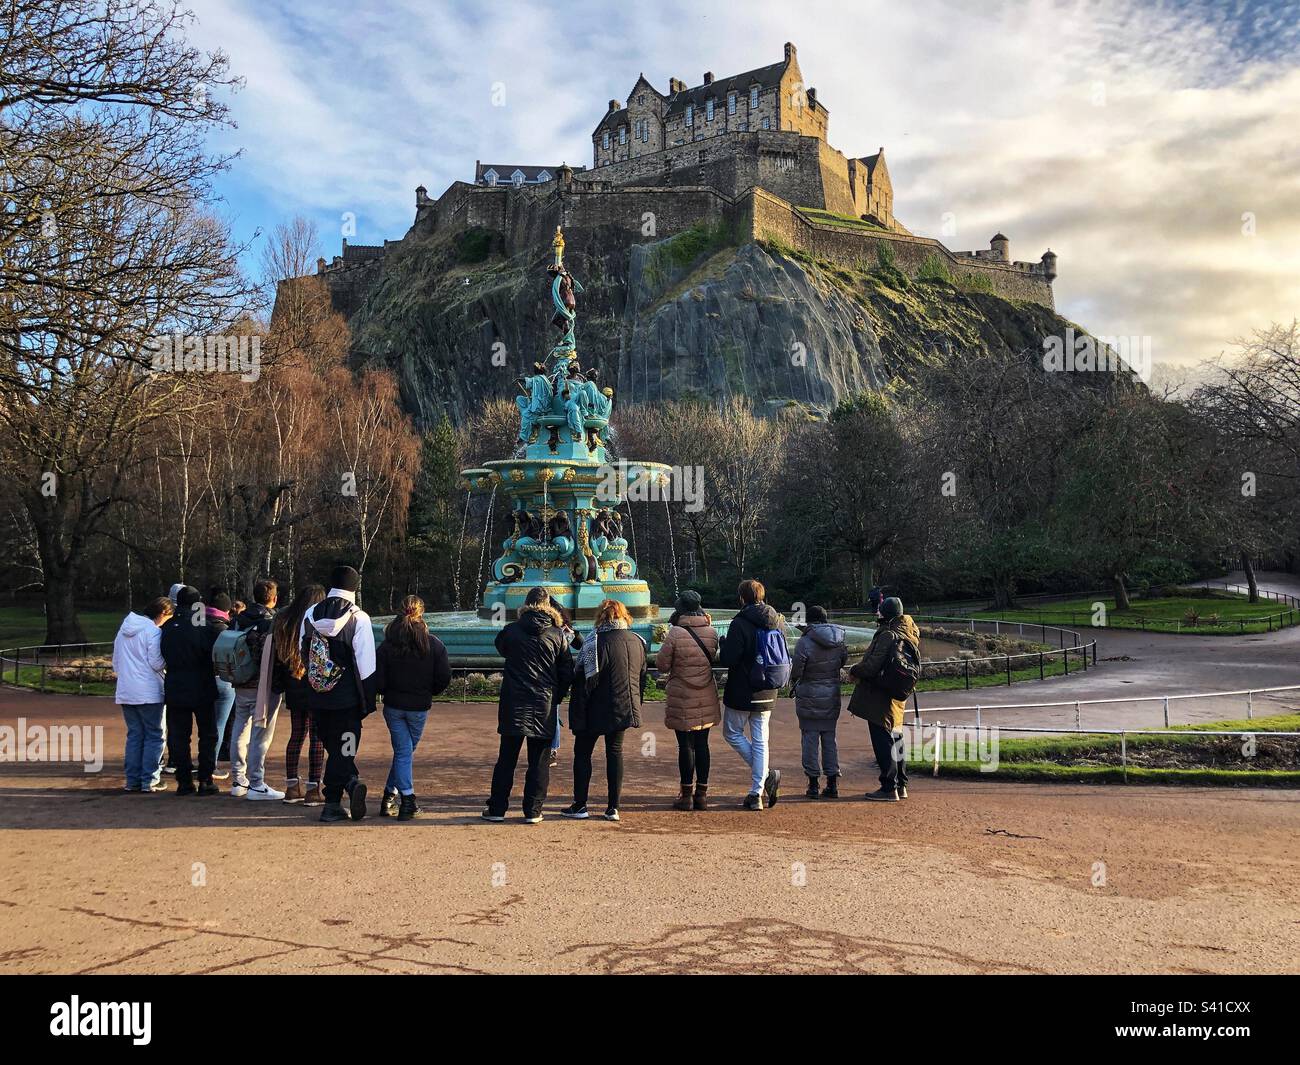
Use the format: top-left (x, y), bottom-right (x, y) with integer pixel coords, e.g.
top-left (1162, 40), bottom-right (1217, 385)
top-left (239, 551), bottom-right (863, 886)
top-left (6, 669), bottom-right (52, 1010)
top-left (186, 0), bottom-right (1300, 373)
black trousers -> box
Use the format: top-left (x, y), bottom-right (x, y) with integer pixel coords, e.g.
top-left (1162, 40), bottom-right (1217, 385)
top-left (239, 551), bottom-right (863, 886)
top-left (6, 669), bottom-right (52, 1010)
top-left (314, 708), bottom-right (364, 804)
top-left (674, 729), bottom-right (711, 787)
top-left (572, 729), bottom-right (625, 808)
top-left (868, 721), bottom-right (908, 791)
top-left (488, 734), bottom-right (551, 818)
top-left (166, 702), bottom-right (217, 784)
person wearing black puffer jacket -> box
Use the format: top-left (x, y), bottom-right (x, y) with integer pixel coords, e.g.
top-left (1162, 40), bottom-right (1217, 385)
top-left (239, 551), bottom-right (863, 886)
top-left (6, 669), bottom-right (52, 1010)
top-left (375, 596), bottom-right (451, 821)
top-left (718, 578), bottom-right (784, 811)
top-left (160, 586), bottom-right (221, 795)
top-left (484, 588), bottom-right (574, 824)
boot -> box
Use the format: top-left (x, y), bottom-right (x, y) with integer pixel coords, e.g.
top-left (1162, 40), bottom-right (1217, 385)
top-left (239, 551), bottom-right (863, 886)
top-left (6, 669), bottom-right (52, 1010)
top-left (303, 783), bottom-right (324, 807)
top-left (805, 775), bottom-right (821, 799)
top-left (320, 801), bottom-right (350, 823)
top-left (823, 775), bottom-right (839, 800)
top-left (397, 793), bottom-right (421, 821)
top-left (346, 777), bottom-right (367, 821)
top-left (282, 779), bottom-right (305, 804)
top-left (379, 789), bottom-right (399, 817)
top-left (692, 784), bottom-right (709, 811)
top-left (672, 785), bottom-right (693, 811)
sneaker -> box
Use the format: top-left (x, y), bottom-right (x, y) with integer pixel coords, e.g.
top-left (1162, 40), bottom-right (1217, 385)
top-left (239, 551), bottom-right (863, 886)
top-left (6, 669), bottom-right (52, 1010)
top-left (865, 787), bottom-right (899, 803)
top-left (549, 749), bottom-right (559, 768)
top-left (143, 781), bottom-right (167, 793)
top-left (282, 781), bottom-right (305, 805)
top-left (212, 769), bottom-right (230, 781)
top-left (742, 792), bottom-right (764, 811)
top-left (763, 768), bottom-right (782, 808)
top-left (196, 781), bottom-right (220, 796)
top-left (397, 794), bottom-right (421, 821)
top-left (480, 809), bottom-right (506, 823)
top-left (320, 802), bottom-right (350, 823)
top-left (246, 783), bottom-right (285, 801)
top-left (303, 784), bottom-right (325, 807)
top-left (175, 779), bottom-right (196, 796)
top-left (603, 808), bottom-right (620, 822)
top-left (162, 765), bottom-right (177, 776)
top-left (562, 803), bottom-right (589, 819)
top-left (522, 812), bottom-right (544, 824)
top-left (898, 785), bottom-right (909, 800)
top-left (380, 790), bottom-right (399, 818)
top-left (230, 782), bottom-right (249, 798)
top-left (348, 781), bottom-right (368, 821)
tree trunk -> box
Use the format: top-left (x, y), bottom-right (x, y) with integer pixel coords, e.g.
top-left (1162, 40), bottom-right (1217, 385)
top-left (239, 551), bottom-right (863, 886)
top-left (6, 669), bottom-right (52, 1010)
top-left (991, 575), bottom-right (1016, 610)
top-left (43, 570), bottom-right (87, 647)
top-left (1112, 573), bottom-right (1131, 612)
top-left (1240, 549), bottom-right (1259, 603)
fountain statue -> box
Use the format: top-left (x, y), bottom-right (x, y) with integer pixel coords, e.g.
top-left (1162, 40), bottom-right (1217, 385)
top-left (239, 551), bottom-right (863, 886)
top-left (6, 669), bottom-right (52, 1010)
top-left (458, 227), bottom-right (672, 626)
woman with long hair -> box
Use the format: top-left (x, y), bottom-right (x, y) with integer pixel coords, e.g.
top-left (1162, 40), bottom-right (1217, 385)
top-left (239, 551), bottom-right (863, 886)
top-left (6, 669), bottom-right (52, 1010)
top-left (271, 584), bottom-right (327, 805)
top-left (376, 595), bottom-right (451, 820)
top-left (563, 598), bottom-right (645, 823)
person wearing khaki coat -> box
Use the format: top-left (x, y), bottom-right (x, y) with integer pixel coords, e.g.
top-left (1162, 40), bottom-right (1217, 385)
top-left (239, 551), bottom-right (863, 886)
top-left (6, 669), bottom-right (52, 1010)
top-left (656, 591), bottom-right (720, 811)
top-left (847, 597), bottom-right (920, 802)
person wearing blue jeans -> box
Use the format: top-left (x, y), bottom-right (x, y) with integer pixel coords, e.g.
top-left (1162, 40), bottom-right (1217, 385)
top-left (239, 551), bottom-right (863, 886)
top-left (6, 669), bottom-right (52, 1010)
top-left (722, 707), bottom-right (771, 802)
top-left (717, 579), bottom-right (783, 810)
top-left (112, 597), bottom-right (173, 792)
top-left (374, 596), bottom-right (451, 820)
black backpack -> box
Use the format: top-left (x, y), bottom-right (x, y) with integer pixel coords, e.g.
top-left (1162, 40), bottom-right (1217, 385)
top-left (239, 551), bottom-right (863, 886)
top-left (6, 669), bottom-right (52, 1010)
top-left (877, 631), bottom-right (921, 700)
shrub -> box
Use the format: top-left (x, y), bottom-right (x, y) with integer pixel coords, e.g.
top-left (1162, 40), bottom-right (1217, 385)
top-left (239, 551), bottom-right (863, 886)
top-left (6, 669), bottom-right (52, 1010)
top-left (917, 254), bottom-right (953, 283)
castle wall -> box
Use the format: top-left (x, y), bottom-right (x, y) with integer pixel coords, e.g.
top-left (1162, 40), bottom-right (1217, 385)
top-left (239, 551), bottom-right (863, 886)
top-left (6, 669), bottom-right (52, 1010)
top-left (744, 188), bottom-right (1055, 308)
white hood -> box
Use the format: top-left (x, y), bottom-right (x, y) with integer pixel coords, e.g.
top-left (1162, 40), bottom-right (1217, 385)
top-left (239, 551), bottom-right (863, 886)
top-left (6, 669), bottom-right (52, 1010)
top-left (113, 612), bottom-right (165, 705)
top-left (119, 612), bottom-right (155, 640)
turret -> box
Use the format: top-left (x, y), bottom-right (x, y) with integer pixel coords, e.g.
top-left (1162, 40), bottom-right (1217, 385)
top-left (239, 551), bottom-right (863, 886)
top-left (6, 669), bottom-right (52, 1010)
top-left (415, 185), bottom-right (428, 206)
top-left (990, 233), bottom-right (1009, 261)
top-left (1041, 248), bottom-right (1058, 282)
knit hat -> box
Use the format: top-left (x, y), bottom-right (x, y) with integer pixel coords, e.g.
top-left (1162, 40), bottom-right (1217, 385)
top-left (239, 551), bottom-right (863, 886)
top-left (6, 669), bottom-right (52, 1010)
top-left (329, 565), bottom-right (361, 592)
top-left (880, 596), bottom-right (903, 619)
top-left (675, 589), bottom-right (703, 613)
top-left (176, 585), bottom-right (201, 609)
top-left (806, 605), bottom-right (829, 625)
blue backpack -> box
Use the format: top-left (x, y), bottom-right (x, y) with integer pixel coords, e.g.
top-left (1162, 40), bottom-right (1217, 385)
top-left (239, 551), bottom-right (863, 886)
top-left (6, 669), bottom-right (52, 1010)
top-left (749, 624), bottom-right (792, 691)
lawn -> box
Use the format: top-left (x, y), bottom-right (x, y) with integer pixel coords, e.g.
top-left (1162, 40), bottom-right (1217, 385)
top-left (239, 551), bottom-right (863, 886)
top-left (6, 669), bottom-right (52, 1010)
top-left (0, 605), bottom-right (123, 650)
top-left (924, 713), bottom-right (1300, 787)
top-left (796, 207), bottom-right (884, 231)
top-left (971, 590), bottom-right (1297, 634)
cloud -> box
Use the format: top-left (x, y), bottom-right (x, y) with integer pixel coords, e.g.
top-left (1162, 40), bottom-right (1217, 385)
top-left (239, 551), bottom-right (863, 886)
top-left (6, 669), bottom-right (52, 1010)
top-left (188, 0), bottom-right (1300, 365)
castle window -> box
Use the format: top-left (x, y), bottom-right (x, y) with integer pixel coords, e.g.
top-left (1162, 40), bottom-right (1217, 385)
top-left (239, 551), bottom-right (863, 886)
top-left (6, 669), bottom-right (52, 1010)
top-left (685, 104), bottom-right (693, 126)
top-left (536, 170), bottom-right (551, 182)
top-left (619, 126), bottom-right (626, 144)
top-left (750, 85), bottom-right (759, 108)
top-left (511, 169), bottom-right (525, 187)
top-left (761, 117), bottom-right (770, 130)
top-left (638, 95), bottom-right (645, 105)
top-left (602, 131), bottom-right (609, 150)
top-left (706, 98), bottom-right (714, 121)
top-left (483, 168), bottom-right (498, 185)
top-left (727, 92), bottom-right (736, 115)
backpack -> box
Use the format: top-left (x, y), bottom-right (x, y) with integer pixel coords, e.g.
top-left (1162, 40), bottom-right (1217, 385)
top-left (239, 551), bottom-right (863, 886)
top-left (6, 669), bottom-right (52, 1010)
top-left (212, 628), bottom-right (256, 686)
top-left (748, 623), bottom-right (792, 691)
top-left (877, 631), bottom-right (921, 700)
top-left (306, 609), bottom-right (357, 693)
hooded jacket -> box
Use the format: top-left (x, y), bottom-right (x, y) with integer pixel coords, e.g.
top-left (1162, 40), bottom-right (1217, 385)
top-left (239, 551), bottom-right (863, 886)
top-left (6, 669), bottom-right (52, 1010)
top-left (848, 614), bottom-right (921, 731)
top-left (790, 623), bottom-right (848, 729)
top-left (298, 589), bottom-right (377, 714)
top-left (718, 601), bottom-right (785, 712)
top-left (160, 612), bottom-right (219, 707)
top-left (112, 612), bottom-right (166, 705)
top-left (493, 603), bottom-right (575, 738)
top-left (375, 632), bottom-right (452, 712)
top-left (569, 624), bottom-right (646, 736)
top-left (656, 612), bottom-right (721, 731)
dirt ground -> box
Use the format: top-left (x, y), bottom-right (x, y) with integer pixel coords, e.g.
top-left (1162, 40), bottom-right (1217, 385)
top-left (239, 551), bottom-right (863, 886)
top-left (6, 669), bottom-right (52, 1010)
top-left (1, 685), bottom-right (1297, 975)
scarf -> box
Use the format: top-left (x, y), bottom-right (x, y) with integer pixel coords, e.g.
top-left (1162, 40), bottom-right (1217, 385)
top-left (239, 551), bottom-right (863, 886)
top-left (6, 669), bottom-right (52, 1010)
top-left (579, 620), bottom-right (629, 680)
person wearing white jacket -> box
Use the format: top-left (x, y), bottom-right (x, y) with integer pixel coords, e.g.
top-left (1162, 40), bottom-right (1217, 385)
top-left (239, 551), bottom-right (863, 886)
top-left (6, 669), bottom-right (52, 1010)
top-left (112, 597), bottom-right (173, 792)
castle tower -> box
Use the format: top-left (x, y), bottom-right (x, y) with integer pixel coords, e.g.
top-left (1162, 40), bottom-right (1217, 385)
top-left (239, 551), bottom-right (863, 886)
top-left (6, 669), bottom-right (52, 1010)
top-left (1041, 248), bottom-right (1058, 281)
top-left (990, 233), bottom-right (1009, 261)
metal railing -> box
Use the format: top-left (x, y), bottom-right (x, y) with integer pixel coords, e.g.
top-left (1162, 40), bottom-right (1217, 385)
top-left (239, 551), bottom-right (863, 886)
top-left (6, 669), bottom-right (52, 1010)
top-left (0, 642), bottom-right (115, 695)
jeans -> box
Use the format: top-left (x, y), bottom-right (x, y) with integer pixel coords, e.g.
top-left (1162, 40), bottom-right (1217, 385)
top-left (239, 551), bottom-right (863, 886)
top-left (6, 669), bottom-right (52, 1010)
top-left (723, 707), bottom-right (770, 797)
top-left (487, 734), bottom-right (551, 818)
top-left (167, 701), bottom-right (218, 784)
top-left (213, 678), bottom-right (235, 762)
top-left (800, 728), bottom-right (839, 777)
top-left (572, 730), bottom-right (625, 809)
top-left (383, 707), bottom-right (428, 795)
top-left (314, 708), bottom-right (364, 804)
top-left (551, 710), bottom-right (563, 753)
top-left (121, 703), bottom-right (165, 790)
top-left (868, 721), bottom-right (908, 792)
top-left (230, 688), bottom-right (282, 788)
top-left (674, 729), bottom-right (711, 786)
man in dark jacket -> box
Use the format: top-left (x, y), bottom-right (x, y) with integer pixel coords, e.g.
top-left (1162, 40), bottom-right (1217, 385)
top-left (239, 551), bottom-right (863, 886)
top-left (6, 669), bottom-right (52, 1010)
top-left (484, 588), bottom-right (574, 823)
top-left (160, 586), bottom-right (221, 795)
top-left (718, 579), bottom-right (783, 810)
top-left (300, 565), bottom-right (377, 823)
top-left (228, 579), bottom-right (283, 801)
top-left (790, 605), bottom-right (848, 798)
top-left (848, 596), bottom-right (920, 802)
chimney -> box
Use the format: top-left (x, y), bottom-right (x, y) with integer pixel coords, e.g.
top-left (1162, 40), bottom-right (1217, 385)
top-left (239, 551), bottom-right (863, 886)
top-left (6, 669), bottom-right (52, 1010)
top-left (608, 99), bottom-right (621, 112)
top-left (315, 257), bottom-right (326, 274)
top-left (703, 72), bottom-right (714, 85)
top-left (807, 87), bottom-right (817, 109)
top-left (669, 77), bottom-right (685, 94)
top-left (784, 41), bottom-right (796, 61)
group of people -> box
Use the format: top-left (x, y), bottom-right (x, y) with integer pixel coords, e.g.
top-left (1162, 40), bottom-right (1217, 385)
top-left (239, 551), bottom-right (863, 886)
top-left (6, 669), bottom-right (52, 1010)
top-left (112, 567), bottom-right (921, 824)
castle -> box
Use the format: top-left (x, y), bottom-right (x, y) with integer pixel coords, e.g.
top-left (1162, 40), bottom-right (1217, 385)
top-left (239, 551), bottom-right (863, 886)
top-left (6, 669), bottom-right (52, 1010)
top-left (311, 43), bottom-right (1058, 310)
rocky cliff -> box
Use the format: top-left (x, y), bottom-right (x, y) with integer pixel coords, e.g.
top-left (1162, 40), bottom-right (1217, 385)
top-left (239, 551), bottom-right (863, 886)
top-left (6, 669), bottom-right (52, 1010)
top-left (342, 220), bottom-right (1084, 426)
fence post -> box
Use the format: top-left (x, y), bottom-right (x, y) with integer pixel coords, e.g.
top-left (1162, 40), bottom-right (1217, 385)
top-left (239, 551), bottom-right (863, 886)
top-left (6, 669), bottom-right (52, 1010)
top-left (39, 664), bottom-right (46, 693)
top-left (933, 722), bottom-right (942, 778)
top-left (975, 705), bottom-right (981, 741)
top-left (1039, 652), bottom-right (1044, 680)
top-left (77, 664), bottom-right (84, 696)
top-left (1006, 656), bottom-right (1011, 686)
top-left (1064, 647), bottom-right (1069, 675)
top-left (964, 660), bottom-right (970, 690)
top-left (1121, 732), bottom-right (1127, 783)
top-left (1162, 696), bottom-right (1169, 728)
top-left (1247, 690), bottom-right (1253, 720)
top-left (1075, 701), bottom-right (1081, 733)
